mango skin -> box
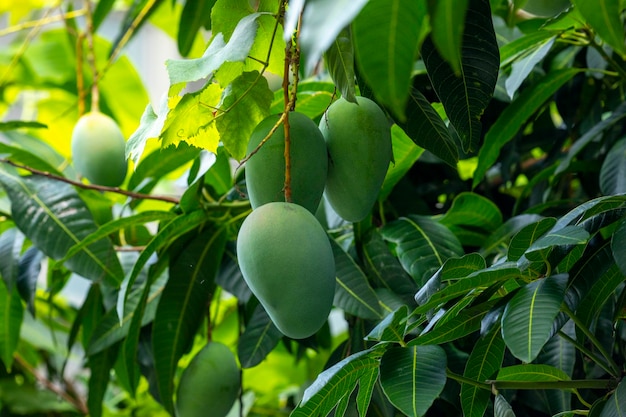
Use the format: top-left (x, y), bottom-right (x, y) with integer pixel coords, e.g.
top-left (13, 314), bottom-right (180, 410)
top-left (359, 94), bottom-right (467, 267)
top-left (175, 342), bottom-right (240, 417)
top-left (245, 112), bottom-right (328, 214)
top-left (319, 97), bottom-right (392, 222)
top-left (71, 112), bottom-right (128, 187)
top-left (237, 202), bottom-right (335, 339)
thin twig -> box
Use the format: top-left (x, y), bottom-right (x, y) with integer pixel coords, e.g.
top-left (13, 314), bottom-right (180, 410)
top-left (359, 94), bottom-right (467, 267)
top-left (83, 0), bottom-right (99, 112)
top-left (1, 159), bottom-right (180, 204)
top-left (0, 9), bottom-right (87, 37)
top-left (14, 354), bottom-right (89, 415)
top-left (282, 26), bottom-right (293, 203)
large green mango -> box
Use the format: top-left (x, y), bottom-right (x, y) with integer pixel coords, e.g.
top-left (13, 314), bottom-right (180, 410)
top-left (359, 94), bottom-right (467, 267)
top-left (71, 112), bottom-right (128, 187)
top-left (245, 112), bottom-right (328, 213)
top-left (237, 202), bottom-right (335, 339)
top-left (175, 342), bottom-right (240, 417)
top-left (319, 97), bottom-right (392, 222)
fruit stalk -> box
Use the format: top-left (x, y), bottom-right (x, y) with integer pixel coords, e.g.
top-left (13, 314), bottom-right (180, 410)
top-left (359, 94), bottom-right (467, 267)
top-left (83, 0), bottom-right (100, 112)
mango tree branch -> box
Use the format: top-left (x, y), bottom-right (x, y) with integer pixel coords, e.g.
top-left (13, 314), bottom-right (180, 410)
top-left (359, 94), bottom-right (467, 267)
top-left (1, 159), bottom-right (180, 204)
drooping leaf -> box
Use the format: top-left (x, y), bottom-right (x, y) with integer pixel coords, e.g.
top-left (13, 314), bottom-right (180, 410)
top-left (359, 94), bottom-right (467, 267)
top-left (504, 37), bottom-right (555, 99)
top-left (494, 394), bottom-right (516, 417)
top-left (87, 343), bottom-right (119, 417)
top-left (126, 98), bottom-right (167, 165)
top-left (379, 125), bottom-right (426, 200)
top-left (382, 215), bottom-right (464, 286)
top-left (461, 325), bottom-right (505, 417)
top-left (216, 71), bottom-right (273, 160)
top-left (612, 220), bottom-right (626, 276)
top-left (16, 247), bottom-right (43, 315)
top-left (439, 192), bottom-right (503, 247)
top-left (0, 228), bottom-right (25, 291)
top-left (0, 279), bottom-right (23, 372)
top-left (379, 345), bottom-right (447, 417)
top-left (177, 0), bottom-right (215, 57)
top-left (428, 0), bottom-right (468, 74)
top-left (576, 262), bottom-right (624, 332)
top-left (501, 274), bottom-right (567, 363)
top-left (324, 26), bottom-right (357, 103)
top-left (0, 171), bottom-right (123, 286)
top-left (473, 68), bottom-right (580, 188)
top-left (422, 0), bottom-right (499, 153)
top-left (297, 0), bottom-right (369, 75)
top-left (571, 0), bottom-right (626, 58)
top-left (291, 346), bottom-right (384, 417)
top-left (238, 303), bottom-right (282, 368)
top-left (353, 0), bottom-right (427, 120)
top-left (153, 226), bottom-right (227, 414)
top-left (331, 239), bottom-right (383, 320)
top-left (555, 102), bottom-right (626, 176)
top-left (600, 138), bottom-right (626, 196)
top-left (398, 89), bottom-right (458, 167)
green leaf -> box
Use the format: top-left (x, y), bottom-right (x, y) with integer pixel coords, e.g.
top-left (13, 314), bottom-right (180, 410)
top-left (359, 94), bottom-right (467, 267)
top-left (379, 125), bottom-right (425, 201)
top-left (612, 220), bottom-right (626, 276)
top-left (496, 364), bottom-right (571, 383)
top-left (504, 37), bottom-right (555, 99)
top-left (501, 274), bottom-right (567, 363)
top-left (296, 0), bottom-right (369, 75)
top-left (500, 30), bottom-right (557, 68)
top-left (525, 225), bottom-right (590, 261)
top-left (16, 247), bottom-right (42, 316)
top-left (572, 0), bottom-right (626, 58)
top-left (398, 90), bottom-right (458, 167)
top-left (126, 100), bottom-right (164, 165)
top-left (0, 172), bottom-right (123, 286)
top-left (238, 303), bottom-right (282, 368)
top-left (482, 214), bottom-right (544, 257)
top-left (508, 218), bottom-right (556, 262)
top-left (87, 344), bottom-right (119, 417)
top-left (473, 68), bottom-right (579, 187)
top-left (429, 0), bottom-right (468, 75)
top-left (217, 71), bottom-right (273, 160)
top-left (494, 394), bottom-right (516, 417)
top-left (600, 138), bottom-right (626, 195)
top-left (331, 239), bottom-right (383, 320)
top-left (382, 215), bottom-right (464, 286)
top-left (129, 142), bottom-right (201, 192)
top-left (109, 0), bottom-right (165, 59)
top-left (167, 12), bottom-right (261, 85)
top-left (365, 306), bottom-right (408, 343)
top-left (161, 83), bottom-right (223, 152)
top-left (353, 0), bottom-right (427, 120)
top-left (0, 121), bottom-right (47, 131)
top-left (92, 0), bottom-right (116, 30)
top-left (0, 279), bottom-right (23, 372)
top-left (599, 378), bottom-right (626, 417)
top-left (439, 192), bottom-right (503, 247)
top-left (422, 0), bottom-right (499, 153)
top-left (177, 0), bottom-right (215, 56)
top-left (556, 102), bottom-right (626, 176)
top-left (324, 26), bottom-right (357, 103)
top-left (291, 346), bottom-right (383, 417)
top-left (461, 325), bottom-right (505, 417)
top-left (153, 226), bottom-right (227, 414)
top-left (414, 262), bottom-right (520, 314)
top-left (380, 345), bottom-right (447, 417)
top-left (0, 228), bottom-right (25, 292)
top-left (577, 262), bottom-right (624, 331)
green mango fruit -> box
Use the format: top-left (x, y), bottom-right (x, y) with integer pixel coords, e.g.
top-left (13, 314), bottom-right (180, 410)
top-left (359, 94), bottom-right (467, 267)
top-left (237, 202), bottom-right (335, 339)
top-left (71, 112), bottom-right (128, 187)
top-left (319, 97), bottom-right (392, 222)
top-left (176, 342), bottom-right (240, 417)
top-left (245, 112), bottom-right (328, 213)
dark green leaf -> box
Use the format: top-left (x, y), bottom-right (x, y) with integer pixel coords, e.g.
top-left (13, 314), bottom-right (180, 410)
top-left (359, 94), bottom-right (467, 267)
top-left (324, 26), bottom-right (356, 103)
top-left (331, 239), bottom-right (383, 320)
top-left (92, 0), bottom-right (116, 30)
top-left (501, 274), bottom-right (567, 363)
top-left (238, 303), bottom-right (282, 368)
top-left (380, 125), bottom-right (426, 200)
top-left (500, 30), bottom-right (557, 68)
top-left (496, 364), bottom-right (571, 383)
top-left (16, 247), bottom-right (43, 315)
top-left (599, 378), bottom-right (626, 417)
top-left (612, 219), bottom-right (626, 276)
top-left (365, 306), bottom-right (408, 343)
top-left (473, 68), bottom-right (579, 187)
top-left (0, 171), bottom-right (123, 286)
top-left (153, 226), bottom-right (227, 413)
top-left (508, 218), bottom-right (556, 261)
top-left (87, 344), bottom-right (119, 417)
top-left (429, 0), bottom-right (468, 74)
top-left (422, 0), bottom-right (499, 153)
top-left (482, 214), bottom-right (544, 257)
top-left (380, 345), bottom-right (447, 417)
top-left (0, 121), bottom-right (47, 131)
top-left (178, 0), bottom-right (215, 56)
top-left (572, 0), bottom-right (626, 58)
top-left (0, 228), bottom-right (25, 292)
top-left (504, 37), bottom-right (555, 99)
top-left (494, 394), bottom-right (516, 417)
top-left (461, 325), bottom-right (505, 417)
top-left (217, 71), bottom-right (273, 160)
top-left (129, 142), bottom-right (201, 192)
top-left (600, 138), bottom-right (626, 195)
top-left (0, 280), bottom-right (23, 371)
top-left (439, 192), bottom-right (503, 247)
top-left (353, 0), bottom-right (427, 120)
top-left (291, 346), bottom-right (384, 417)
top-left (398, 89), bottom-right (458, 167)
top-left (382, 215), bottom-right (464, 286)
top-left (525, 225), bottom-right (590, 261)
top-left (110, 0), bottom-right (165, 58)
top-left (577, 262), bottom-right (624, 331)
